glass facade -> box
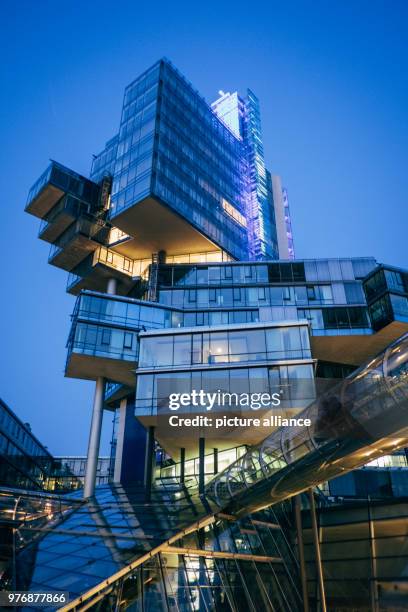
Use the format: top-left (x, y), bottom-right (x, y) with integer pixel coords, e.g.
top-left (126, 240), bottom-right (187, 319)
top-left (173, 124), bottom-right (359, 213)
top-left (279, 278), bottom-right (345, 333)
top-left (135, 322), bottom-right (313, 420)
top-left (68, 322), bottom-right (138, 363)
top-left (135, 363), bottom-right (315, 417)
top-left (211, 90), bottom-right (243, 139)
top-left (138, 324), bottom-right (311, 369)
top-left (21, 56), bottom-right (408, 612)
top-left (363, 265), bottom-right (408, 330)
top-left (243, 89), bottom-right (278, 259)
top-left (38, 194), bottom-right (89, 240)
top-left (157, 445), bottom-right (248, 481)
top-left (26, 161), bottom-right (100, 214)
top-left (90, 134), bottom-right (119, 183)
top-left (65, 292), bottom-right (179, 379)
top-left (109, 63), bottom-right (158, 218)
top-left (64, 257), bottom-right (408, 392)
top-left (156, 258), bottom-right (375, 288)
top-left (155, 259), bottom-right (373, 336)
top-left (303, 498), bottom-right (408, 610)
top-left (0, 399), bottom-right (80, 492)
top-left (103, 60), bottom-right (252, 260)
top-left (2, 484), bottom-right (305, 611)
top-left (48, 215), bottom-right (110, 266)
top-left (87, 59), bottom-right (285, 262)
top-left (3, 482), bottom-right (408, 611)
top-left (74, 291), bottom-right (175, 330)
top-left (154, 62), bottom-right (250, 260)
top-left (56, 456), bottom-right (112, 486)
top-left (211, 89), bottom-right (279, 259)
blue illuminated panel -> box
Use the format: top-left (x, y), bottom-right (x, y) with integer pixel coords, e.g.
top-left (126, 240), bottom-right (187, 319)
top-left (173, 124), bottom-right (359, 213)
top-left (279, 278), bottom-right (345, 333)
top-left (243, 90), bottom-right (278, 260)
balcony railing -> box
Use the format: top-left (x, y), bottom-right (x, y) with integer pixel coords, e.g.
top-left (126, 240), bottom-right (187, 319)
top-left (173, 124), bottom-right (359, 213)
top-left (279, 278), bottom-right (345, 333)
top-left (26, 160), bottom-right (101, 224)
top-left (72, 291), bottom-right (175, 331)
top-left (66, 272), bottom-right (82, 291)
top-left (48, 215), bottom-right (110, 261)
top-left (39, 195), bottom-right (90, 237)
top-left (26, 163), bottom-right (53, 207)
top-left (93, 246), bottom-right (134, 276)
top-left (66, 322), bottom-right (139, 365)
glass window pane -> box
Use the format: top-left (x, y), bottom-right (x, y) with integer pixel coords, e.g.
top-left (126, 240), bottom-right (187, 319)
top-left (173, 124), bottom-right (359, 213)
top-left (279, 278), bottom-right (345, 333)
top-left (209, 332), bottom-right (228, 363)
top-left (140, 336), bottom-right (173, 367)
top-left (173, 335), bottom-right (192, 365)
top-left (229, 329), bottom-right (266, 362)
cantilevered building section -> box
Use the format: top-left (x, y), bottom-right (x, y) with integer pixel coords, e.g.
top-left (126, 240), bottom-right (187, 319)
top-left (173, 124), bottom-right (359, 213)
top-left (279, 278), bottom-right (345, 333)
top-left (15, 58), bottom-right (408, 610)
top-left (92, 61), bottom-right (251, 263)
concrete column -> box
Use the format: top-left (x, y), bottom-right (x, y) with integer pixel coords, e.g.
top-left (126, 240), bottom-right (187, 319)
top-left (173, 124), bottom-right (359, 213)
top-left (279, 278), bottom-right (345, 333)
top-left (84, 377), bottom-right (105, 498)
top-left (107, 277), bottom-right (117, 295)
top-left (144, 426), bottom-right (155, 501)
top-left (199, 437), bottom-right (205, 495)
top-left (113, 398), bottom-right (127, 482)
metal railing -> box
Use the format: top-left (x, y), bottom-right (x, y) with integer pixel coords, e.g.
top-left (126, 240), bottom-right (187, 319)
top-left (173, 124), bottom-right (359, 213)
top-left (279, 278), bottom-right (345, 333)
top-left (38, 195), bottom-right (89, 236)
top-left (48, 215), bottom-right (110, 260)
top-left (93, 246), bottom-right (134, 276)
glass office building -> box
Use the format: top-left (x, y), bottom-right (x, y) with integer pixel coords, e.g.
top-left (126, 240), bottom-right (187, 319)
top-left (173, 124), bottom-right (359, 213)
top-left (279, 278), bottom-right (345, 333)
top-left (9, 58), bottom-right (408, 610)
top-left (0, 398), bottom-right (80, 492)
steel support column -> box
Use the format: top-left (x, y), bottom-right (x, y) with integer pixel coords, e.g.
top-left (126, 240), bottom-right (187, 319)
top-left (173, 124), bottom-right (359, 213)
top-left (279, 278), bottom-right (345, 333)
top-left (199, 437), bottom-right (205, 495)
top-left (84, 376), bottom-right (105, 498)
top-left (213, 448), bottom-right (218, 474)
top-left (180, 447), bottom-right (185, 485)
top-left (295, 495), bottom-right (309, 612)
top-left (144, 426), bottom-right (155, 501)
top-left (308, 488), bottom-right (326, 612)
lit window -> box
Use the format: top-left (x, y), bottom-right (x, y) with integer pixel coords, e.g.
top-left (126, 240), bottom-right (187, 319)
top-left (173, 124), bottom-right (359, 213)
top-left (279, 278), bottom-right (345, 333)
top-left (221, 198), bottom-right (247, 227)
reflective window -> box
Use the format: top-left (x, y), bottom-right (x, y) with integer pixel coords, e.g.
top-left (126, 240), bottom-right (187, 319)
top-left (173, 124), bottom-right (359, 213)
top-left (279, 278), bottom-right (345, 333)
top-left (209, 332), bottom-right (229, 363)
top-left (385, 269), bottom-right (405, 292)
top-left (229, 330), bottom-right (265, 362)
top-left (139, 336), bottom-right (173, 367)
top-left (139, 325), bottom-right (310, 368)
top-left (390, 294), bottom-right (408, 317)
top-left (173, 335), bottom-right (192, 365)
top-left (344, 282), bottom-right (364, 304)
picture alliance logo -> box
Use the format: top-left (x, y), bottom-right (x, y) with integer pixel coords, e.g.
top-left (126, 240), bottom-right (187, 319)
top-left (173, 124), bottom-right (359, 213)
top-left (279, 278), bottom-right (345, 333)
top-left (168, 389), bottom-right (284, 411)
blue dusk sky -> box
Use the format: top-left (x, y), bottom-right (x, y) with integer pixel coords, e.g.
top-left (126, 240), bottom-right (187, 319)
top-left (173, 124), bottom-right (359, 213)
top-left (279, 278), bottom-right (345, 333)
top-left (1, 0), bottom-right (407, 455)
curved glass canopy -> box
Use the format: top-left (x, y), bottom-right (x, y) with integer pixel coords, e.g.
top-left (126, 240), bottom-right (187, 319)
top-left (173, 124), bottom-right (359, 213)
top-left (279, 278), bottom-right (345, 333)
top-left (206, 333), bottom-right (408, 515)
